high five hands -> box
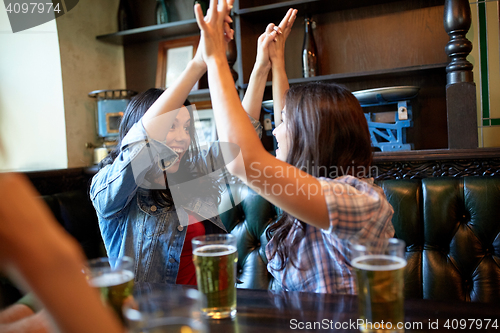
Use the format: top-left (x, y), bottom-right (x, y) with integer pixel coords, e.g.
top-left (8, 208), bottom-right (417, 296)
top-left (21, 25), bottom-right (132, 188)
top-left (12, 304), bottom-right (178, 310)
top-left (268, 8), bottom-right (298, 64)
top-left (194, 0), bottom-right (234, 65)
top-left (194, 0), bottom-right (297, 69)
top-left (192, 0), bottom-right (234, 70)
top-left (253, 8), bottom-right (298, 71)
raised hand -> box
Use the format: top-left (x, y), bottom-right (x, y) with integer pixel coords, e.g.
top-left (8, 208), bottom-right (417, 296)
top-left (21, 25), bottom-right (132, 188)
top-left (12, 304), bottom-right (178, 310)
top-left (223, 0), bottom-right (235, 42)
top-left (254, 24), bottom-right (278, 71)
top-left (266, 8), bottom-right (297, 126)
top-left (269, 8), bottom-right (298, 64)
top-left (194, 0), bottom-right (230, 63)
top-left (192, 0), bottom-right (234, 70)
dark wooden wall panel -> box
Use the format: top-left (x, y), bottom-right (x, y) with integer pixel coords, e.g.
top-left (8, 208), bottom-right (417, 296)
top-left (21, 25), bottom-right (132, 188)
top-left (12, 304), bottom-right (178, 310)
top-left (124, 40), bottom-right (161, 93)
top-left (124, 0), bottom-right (200, 93)
top-left (238, 18), bottom-right (267, 84)
top-left (319, 5), bottom-right (446, 75)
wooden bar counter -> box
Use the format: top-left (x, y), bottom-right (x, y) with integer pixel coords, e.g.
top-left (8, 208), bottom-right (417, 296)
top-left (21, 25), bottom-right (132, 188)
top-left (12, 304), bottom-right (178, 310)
top-left (133, 284), bottom-right (500, 332)
top-left (209, 288), bottom-right (500, 332)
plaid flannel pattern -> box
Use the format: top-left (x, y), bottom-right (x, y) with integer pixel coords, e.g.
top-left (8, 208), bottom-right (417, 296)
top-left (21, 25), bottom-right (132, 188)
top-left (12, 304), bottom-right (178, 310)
top-left (266, 176), bottom-right (395, 294)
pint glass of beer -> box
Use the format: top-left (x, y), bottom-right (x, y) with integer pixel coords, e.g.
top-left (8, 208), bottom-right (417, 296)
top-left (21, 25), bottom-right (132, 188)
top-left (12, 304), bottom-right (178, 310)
top-left (87, 256), bottom-right (134, 322)
top-left (192, 234), bottom-right (237, 319)
top-left (351, 238), bottom-right (406, 333)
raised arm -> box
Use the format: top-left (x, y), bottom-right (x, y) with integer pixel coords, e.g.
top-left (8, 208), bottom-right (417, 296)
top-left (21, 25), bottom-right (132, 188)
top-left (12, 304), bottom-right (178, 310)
top-left (143, 0), bottom-right (235, 142)
top-left (0, 174), bottom-right (123, 333)
top-left (241, 24), bottom-right (275, 120)
top-left (141, 47), bottom-right (208, 141)
top-left (269, 9), bottom-right (297, 126)
top-left (241, 9), bottom-right (297, 123)
top-left (195, 2), bottom-right (330, 230)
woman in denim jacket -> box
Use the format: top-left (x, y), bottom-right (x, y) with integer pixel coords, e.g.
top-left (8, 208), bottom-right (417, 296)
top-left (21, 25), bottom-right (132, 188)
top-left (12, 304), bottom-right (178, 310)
top-left (90, 8), bottom-right (272, 284)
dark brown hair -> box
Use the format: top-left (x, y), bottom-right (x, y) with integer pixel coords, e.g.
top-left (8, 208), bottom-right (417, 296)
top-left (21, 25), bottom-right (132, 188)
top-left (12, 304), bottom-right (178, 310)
top-left (266, 82), bottom-right (373, 270)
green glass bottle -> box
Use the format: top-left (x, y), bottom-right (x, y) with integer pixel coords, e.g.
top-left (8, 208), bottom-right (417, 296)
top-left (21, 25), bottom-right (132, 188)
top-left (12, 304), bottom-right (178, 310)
top-left (117, 0), bottom-right (132, 31)
top-left (302, 15), bottom-right (318, 78)
top-left (194, 0), bottom-right (208, 16)
top-left (156, 0), bottom-right (169, 24)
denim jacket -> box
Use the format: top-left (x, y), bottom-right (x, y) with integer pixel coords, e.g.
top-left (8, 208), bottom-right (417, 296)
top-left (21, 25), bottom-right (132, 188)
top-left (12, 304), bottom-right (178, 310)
top-left (90, 116), bottom-right (262, 283)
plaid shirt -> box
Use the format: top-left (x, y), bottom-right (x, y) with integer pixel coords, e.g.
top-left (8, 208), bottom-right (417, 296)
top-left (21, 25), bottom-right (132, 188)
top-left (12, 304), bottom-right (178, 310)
top-left (266, 176), bottom-right (395, 294)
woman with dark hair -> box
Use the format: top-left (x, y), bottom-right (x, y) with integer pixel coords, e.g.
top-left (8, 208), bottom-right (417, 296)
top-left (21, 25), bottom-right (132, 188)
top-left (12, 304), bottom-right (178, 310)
top-left (90, 0), bottom-right (270, 285)
top-left (195, 4), bottom-right (394, 293)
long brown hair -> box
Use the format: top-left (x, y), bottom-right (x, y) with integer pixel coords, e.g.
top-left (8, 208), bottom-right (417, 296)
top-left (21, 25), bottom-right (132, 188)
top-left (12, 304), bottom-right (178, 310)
top-left (266, 82), bottom-right (373, 270)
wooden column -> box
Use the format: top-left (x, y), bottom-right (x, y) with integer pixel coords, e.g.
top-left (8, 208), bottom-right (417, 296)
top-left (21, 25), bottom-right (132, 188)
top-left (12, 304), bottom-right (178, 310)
top-left (444, 0), bottom-right (478, 149)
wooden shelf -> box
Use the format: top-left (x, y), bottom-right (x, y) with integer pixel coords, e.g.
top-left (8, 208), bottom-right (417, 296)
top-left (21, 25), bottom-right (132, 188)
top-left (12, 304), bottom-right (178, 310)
top-left (374, 148), bottom-right (500, 163)
top-left (240, 63), bottom-right (448, 90)
top-left (96, 19), bottom-right (199, 45)
top-left (188, 88), bottom-right (211, 102)
top-left (236, 0), bottom-right (407, 20)
top-left (107, 0), bottom-right (453, 151)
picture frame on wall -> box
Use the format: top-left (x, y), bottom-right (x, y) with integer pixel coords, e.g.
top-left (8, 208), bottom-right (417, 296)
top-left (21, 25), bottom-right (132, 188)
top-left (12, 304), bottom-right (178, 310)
top-left (156, 35), bottom-right (200, 89)
top-left (192, 100), bottom-right (217, 144)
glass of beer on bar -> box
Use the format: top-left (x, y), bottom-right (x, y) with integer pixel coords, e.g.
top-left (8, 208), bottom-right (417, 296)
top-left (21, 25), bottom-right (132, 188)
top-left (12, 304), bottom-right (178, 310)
top-left (86, 256), bottom-right (134, 322)
top-left (192, 234), bottom-right (238, 319)
top-left (351, 238), bottom-right (406, 333)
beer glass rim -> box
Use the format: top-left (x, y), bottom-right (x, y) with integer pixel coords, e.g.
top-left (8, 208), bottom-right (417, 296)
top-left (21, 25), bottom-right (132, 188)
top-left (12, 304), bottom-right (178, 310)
top-left (192, 233), bottom-right (236, 246)
top-left (350, 238), bottom-right (406, 261)
top-left (86, 256), bottom-right (135, 275)
top-left (351, 238), bottom-right (405, 250)
top-left (87, 255), bottom-right (134, 266)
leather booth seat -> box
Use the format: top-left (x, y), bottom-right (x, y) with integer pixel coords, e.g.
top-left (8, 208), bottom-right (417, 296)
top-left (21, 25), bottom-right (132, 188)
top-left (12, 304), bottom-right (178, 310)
top-left (218, 184), bottom-right (278, 290)
top-left (7, 176), bottom-right (496, 305)
top-left (0, 190), bottom-right (105, 307)
top-left (218, 177), bottom-right (500, 302)
top-left (380, 177), bottom-right (500, 302)
top-left (41, 190), bottom-right (105, 260)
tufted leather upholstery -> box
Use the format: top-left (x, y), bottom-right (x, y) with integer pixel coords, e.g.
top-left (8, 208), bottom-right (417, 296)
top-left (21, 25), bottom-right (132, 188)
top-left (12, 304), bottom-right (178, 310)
top-left (380, 177), bottom-right (500, 302)
top-left (0, 190), bottom-right (106, 307)
top-left (22, 177), bottom-right (499, 303)
top-left (219, 177), bottom-right (500, 302)
top-left (218, 184), bottom-right (278, 290)
top-left (41, 190), bottom-right (106, 260)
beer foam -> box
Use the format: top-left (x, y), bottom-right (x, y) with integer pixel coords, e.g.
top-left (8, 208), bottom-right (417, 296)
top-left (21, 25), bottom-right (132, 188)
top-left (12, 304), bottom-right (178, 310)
top-left (193, 244), bottom-right (237, 257)
top-left (351, 255), bottom-right (406, 271)
top-left (90, 270), bottom-right (134, 287)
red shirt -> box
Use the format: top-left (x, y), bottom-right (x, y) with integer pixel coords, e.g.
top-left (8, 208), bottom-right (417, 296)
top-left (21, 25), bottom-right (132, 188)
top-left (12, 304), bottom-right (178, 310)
top-left (175, 214), bottom-right (205, 285)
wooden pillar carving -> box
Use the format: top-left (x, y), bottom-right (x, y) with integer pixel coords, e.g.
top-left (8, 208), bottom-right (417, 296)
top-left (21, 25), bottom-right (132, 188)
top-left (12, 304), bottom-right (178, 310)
top-left (444, 0), bottom-right (478, 149)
